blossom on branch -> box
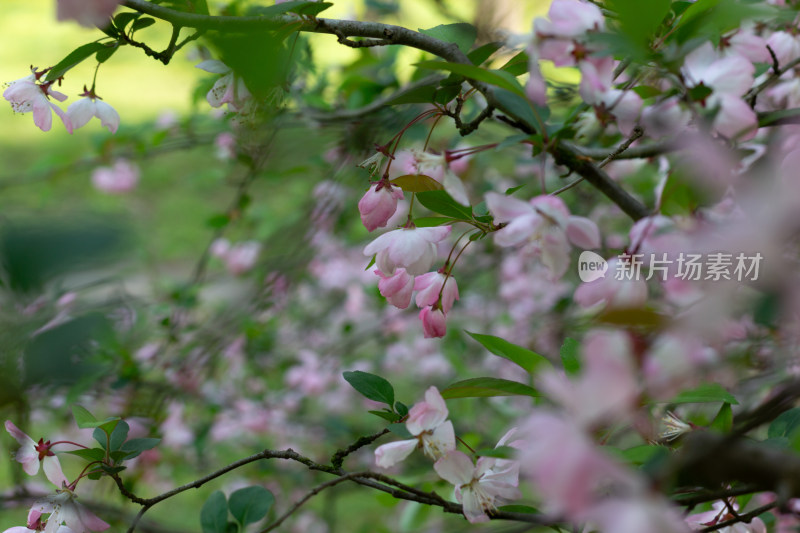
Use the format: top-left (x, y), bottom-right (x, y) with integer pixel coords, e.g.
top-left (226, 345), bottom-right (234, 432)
top-left (374, 386), bottom-right (455, 468)
top-left (195, 60), bottom-right (252, 112)
top-left (66, 87), bottom-right (119, 134)
top-left (3, 69), bottom-right (72, 133)
top-left (4, 421), bottom-right (67, 487)
top-left (358, 180), bottom-right (404, 232)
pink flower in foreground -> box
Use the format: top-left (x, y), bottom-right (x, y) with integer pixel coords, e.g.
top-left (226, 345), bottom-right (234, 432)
top-left (419, 306), bottom-right (448, 338)
top-left (31, 488), bottom-right (110, 533)
top-left (486, 193), bottom-right (600, 280)
top-left (374, 386), bottom-right (455, 468)
top-left (3, 71), bottom-right (72, 133)
top-left (685, 500), bottom-right (765, 533)
top-left (66, 88), bottom-right (119, 133)
top-left (364, 226), bottom-right (451, 276)
top-left (376, 268), bottom-right (414, 309)
top-left (195, 60), bottom-right (252, 111)
top-left (358, 180), bottom-right (404, 232)
top-left (434, 450), bottom-right (521, 523)
top-left (5, 421), bottom-right (68, 487)
top-left (574, 258), bottom-right (648, 310)
top-left (56, 0), bottom-right (121, 27)
top-left (91, 159), bottom-right (139, 194)
top-left (414, 271), bottom-right (459, 313)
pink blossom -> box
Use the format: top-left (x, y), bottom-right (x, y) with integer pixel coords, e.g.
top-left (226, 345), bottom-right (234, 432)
top-left (588, 497), bottom-right (691, 533)
top-left (91, 159), bottom-right (139, 194)
top-left (214, 132), bottom-right (236, 160)
top-left (358, 181), bottom-right (404, 232)
top-left (363, 226), bottom-right (451, 276)
top-left (641, 97), bottom-right (691, 138)
top-left (376, 268), bottom-right (414, 309)
top-left (414, 271), bottom-right (459, 313)
top-left (4, 421), bottom-right (68, 487)
top-left (434, 450), bottom-right (521, 523)
top-left (66, 89), bottom-right (119, 133)
top-left (223, 241), bottom-right (261, 275)
top-left (195, 60), bottom-right (252, 111)
top-left (31, 488), bottom-right (110, 533)
top-left (534, 0), bottom-right (605, 38)
top-left (56, 0), bottom-right (120, 27)
top-left (486, 192), bottom-right (600, 279)
top-left (685, 500), bottom-right (765, 532)
top-left (3, 71), bottom-right (73, 133)
top-left (374, 386), bottom-right (455, 467)
top-left (526, 48), bottom-right (548, 106)
top-left (419, 306), bottom-right (447, 338)
top-left (766, 31), bottom-right (800, 68)
top-left (574, 258), bottom-right (648, 309)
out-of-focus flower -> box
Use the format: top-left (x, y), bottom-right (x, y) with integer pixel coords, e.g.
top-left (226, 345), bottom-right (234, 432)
top-left (4, 421), bottom-right (67, 487)
top-left (214, 132), bottom-right (236, 160)
top-left (211, 239), bottom-right (261, 275)
top-left (91, 159), bottom-right (139, 194)
top-left (434, 450), bottom-right (521, 523)
top-left (31, 488), bottom-right (110, 533)
top-left (56, 0), bottom-right (121, 27)
top-left (358, 180), bottom-right (404, 232)
top-left (574, 258), bottom-right (648, 309)
top-left (685, 500), bottom-right (766, 532)
top-left (486, 193), bottom-right (600, 280)
top-left (195, 60), bottom-right (252, 111)
top-left (374, 386), bottom-right (455, 468)
top-left (66, 87), bottom-right (119, 133)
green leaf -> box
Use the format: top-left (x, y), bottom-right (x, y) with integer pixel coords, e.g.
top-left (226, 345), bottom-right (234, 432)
top-left (710, 403), bottom-right (733, 433)
top-left (621, 445), bottom-right (668, 466)
top-left (412, 217), bottom-right (454, 227)
top-left (560, 337), bottom-right (581, 375)
top-left (467, 42), bottom-right (503, 66)
top-left (368, 410), bottom-right (402, 422)
top-left (206, 214), bottom-right (231, 229)
top-left (606, 0), bottom-right (671, 47)
top-left (65, 448), bottom-right (107, 462)
top-left (229, 486), bottom-right (274, 526)
top-left (390, 174), bottom-right (443, 193)
top-left (475, 445), bottom-right (516, 459)
top-left (668, 383), bottom-right (739, 405)
top-left (759, 108), bottom-right (800, 128)
top-left (500, 50), bottom-right (529, 76)
top-left (45, 43), bottom-right (107, 82)
top-left (250, 1), bottom-right (333, 17)
top-left (109, 420), bottom-right (129, 451)
top-left (395, 401), bottom-right (408, 417)
top-left (201, 492), bottom-right (229, 533)
top-left (466, 331), bottom-right (552, 375)
top-left (343, 370), bottom-right (395, 406)
top-left (415, 190), bottom-right (472, 220)
top-left (100, 464), bottom-right (126, 475)
top-left (72, 405), bottom-right (98, 428)
top-left (386, 83), bottom-right (438, 105)
top-left (419, 23), bottom-right (477, 54)
top-left (388, 423), bottom-right (412, 438)
top-left (131, 17), bottom-right (156, 32)
top-left (768, 408), bottom-right (800, 439)
top-left (492, 88), bottom-right (544, 130)
top-left (112, 12), bottom-right (142, 32)
top-left (441, 377), bottom-right (538, 399)
top-left (95, 44), bottom-right (118, 64)
top-left (120, 438), bottom-right (161, 459)
top-left (415, 61), bottom-right (525, 96)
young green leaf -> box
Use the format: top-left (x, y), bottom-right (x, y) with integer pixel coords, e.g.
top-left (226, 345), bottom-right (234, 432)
top-left (415, 190), bottom-right (473, 220)
top-left (667, 383), bottom-right (739, 405)
top-left (228, 486), bottom-right (275, 526)
top-left (120, 438), bottom-right (161, 459)
top-left (415, 61), bottom-right (525, 96)
top-left (65, 448), bottom-right (107, 462)
top-left (72, 405), bottom-right (98, 428)
top-left (201, 491), bottom-right (229, 533)
top-left (418, 23), bottom-right (477, 54)
top-left (45, 43), bottom-right (107, 82)
top-left (390, 174), bottom-right (443, 192)
top-left (343, 370), bottom-right (395, 406)
top-left (466, 331), bottom-right (552, 375)
top-left (710, 403), bottom-right (733, 433)
top-left (441, 377), bottom-right (538, 399)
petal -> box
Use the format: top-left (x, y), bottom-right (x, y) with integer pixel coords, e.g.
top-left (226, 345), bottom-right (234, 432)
top-left (485, 192), bottom-right (533, 223)
top-left (195, 59), bottom-right (230, 74)
top-left (460, 488), bottom-right (490, 523)
top-left (75, 502), bottom-right (110, 532)
top-left (443, 171), bottom-right (469, 206)
top-left (423, 419), bottom-right (455, 458)
top-left (32, 99), bottom-right (53, 132)
top-left (493, 216), bottom-right (537, 247)
top-left (43, 456), bottom-right (68, 488)
top-left (50, 102), bottom-right (73, 134)
top-left (433, 450), bottom-right (474, 486)
top-left (66, 98), bottom-right (95, 130)
top-left (566, 216), bottom-right (600, 249)
top-left (5, 420), bottom-right (34, 446)
top-left (94, 100), bottom-right (120, 133)
top-left (375, 439), bottom-right (417, 468)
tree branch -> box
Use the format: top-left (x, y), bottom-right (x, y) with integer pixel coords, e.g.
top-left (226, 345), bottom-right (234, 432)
top-left (121, 0), bottom-right (651, 220)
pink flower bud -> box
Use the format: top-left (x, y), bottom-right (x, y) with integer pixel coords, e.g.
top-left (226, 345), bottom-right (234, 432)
top-left (358, 182), bottom-right (404, 232)
top-left (376, 268), bottom-right (414, 309)
top-left (419, 306), bottom-right (447, 338)
top-left (414, 272), bottom-right (459, 313)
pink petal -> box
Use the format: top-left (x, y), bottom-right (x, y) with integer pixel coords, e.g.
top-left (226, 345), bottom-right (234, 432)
top-left (433, 450), bottom-right (474, 486)
top-left (375, 439), bottom-right (417, 468)
top-left (485, 192), bottom-right (533, 222)
top-left (566, 216), bottom-right (600, 248)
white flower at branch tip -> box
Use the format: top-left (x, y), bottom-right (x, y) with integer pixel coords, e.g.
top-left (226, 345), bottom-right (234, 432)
top-left (195, 59), bottom-right (252, 111)
top-left (374, 386), bottom-right (455, 468)
top-left (3, 70), bottom-right (73, 133)
top-left (434, 450), bottom-right (521, 523)
top-left (66, 87), bottom-right (120, 134)
top-left (4, 420), bottom-right (68, 487)
top-left (56, 0), bottom-right (121, 27)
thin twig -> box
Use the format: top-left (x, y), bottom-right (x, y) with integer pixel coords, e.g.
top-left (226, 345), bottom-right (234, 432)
top-left (700, 501), bottom-right (776, 533)
top-left (330, 428), bottom-right (390, 469)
